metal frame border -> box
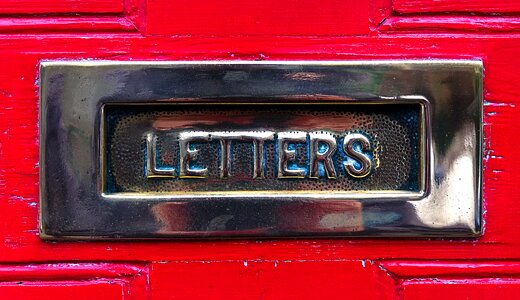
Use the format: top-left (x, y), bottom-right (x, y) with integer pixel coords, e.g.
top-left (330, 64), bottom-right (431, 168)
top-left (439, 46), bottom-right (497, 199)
top-left (39, 60), bottom-right (482, 239)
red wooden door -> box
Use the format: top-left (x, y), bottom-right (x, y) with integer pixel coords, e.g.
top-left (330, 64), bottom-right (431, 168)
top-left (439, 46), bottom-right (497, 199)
top-left (0, 0), bottom-right (519, 299)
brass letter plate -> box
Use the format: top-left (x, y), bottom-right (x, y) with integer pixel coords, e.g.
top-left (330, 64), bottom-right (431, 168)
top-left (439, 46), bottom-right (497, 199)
top-left (39, 61), bottom-right (482, 239)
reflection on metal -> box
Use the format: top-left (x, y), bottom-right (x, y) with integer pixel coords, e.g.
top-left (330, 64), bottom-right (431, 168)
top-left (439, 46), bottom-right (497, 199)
top-left (106, 105), bottom-right (422, 194)
top-left (309, 131), bottom-right (338, 179)
top-left (146, 133), bottom-right (176, 178)
top-left (178, 131), bottom-right (210, 179)
top-left (343, 133), bottom-right (372, 179)
top-left (277, 131), bottom-right (308, 179)
top-left (39, 61), bottom-right (482, 239)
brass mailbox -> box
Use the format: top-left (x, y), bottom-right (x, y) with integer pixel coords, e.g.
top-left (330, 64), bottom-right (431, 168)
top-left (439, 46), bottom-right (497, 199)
top-left (39, 61), bottom-right (482, 239)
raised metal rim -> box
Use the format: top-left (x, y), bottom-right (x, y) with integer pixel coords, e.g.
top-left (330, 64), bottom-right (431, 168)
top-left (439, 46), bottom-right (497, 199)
top-left (39, 60), bottom-right (482, 239)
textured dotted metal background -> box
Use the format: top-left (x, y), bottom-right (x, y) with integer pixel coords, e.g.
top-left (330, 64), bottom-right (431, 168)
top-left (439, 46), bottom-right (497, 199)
top-left (105, 104), bottom-right (421, 194)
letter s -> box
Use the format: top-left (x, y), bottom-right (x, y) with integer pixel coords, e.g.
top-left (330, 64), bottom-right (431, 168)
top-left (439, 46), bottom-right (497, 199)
top-left (343, 133), bottom-right (372, 178)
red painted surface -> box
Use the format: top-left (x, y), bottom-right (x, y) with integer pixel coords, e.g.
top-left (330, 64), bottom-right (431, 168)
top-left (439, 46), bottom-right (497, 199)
top-left (393, 0), bottom-right (520, 14)
top-left (0, 263), bottom-right (148, 299)
top-left (0, 0), bottom-right (519, 298)
top-left (384, 261), bottom-right (520, 300)
top-left (0, 0), bottom-right (123, 14)
top-left (0, 17), bottom-right (136, 33)
top-left (381, 16), bottom-right (520, 33)
top-left (145, 0), bottom-right (370, 36)
top-left (0, 282), bottom-right (125, 300)
top-left (151, 260), bottom-right (395, 300)
top-left (401, 280), bottom-right (520, 300)
top-left (381, 261), bottom-right (520, 278)
top-left (1, 38), bottom-right (519, 261)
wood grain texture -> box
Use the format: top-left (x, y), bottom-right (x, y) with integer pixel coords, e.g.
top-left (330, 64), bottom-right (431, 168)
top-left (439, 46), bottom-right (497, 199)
top-left (393, 0), bottom-right (520, 14)
top-left (145, 0), bottom-right (369, 35)
top-left (0, 0), bottom-right (123, 14)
